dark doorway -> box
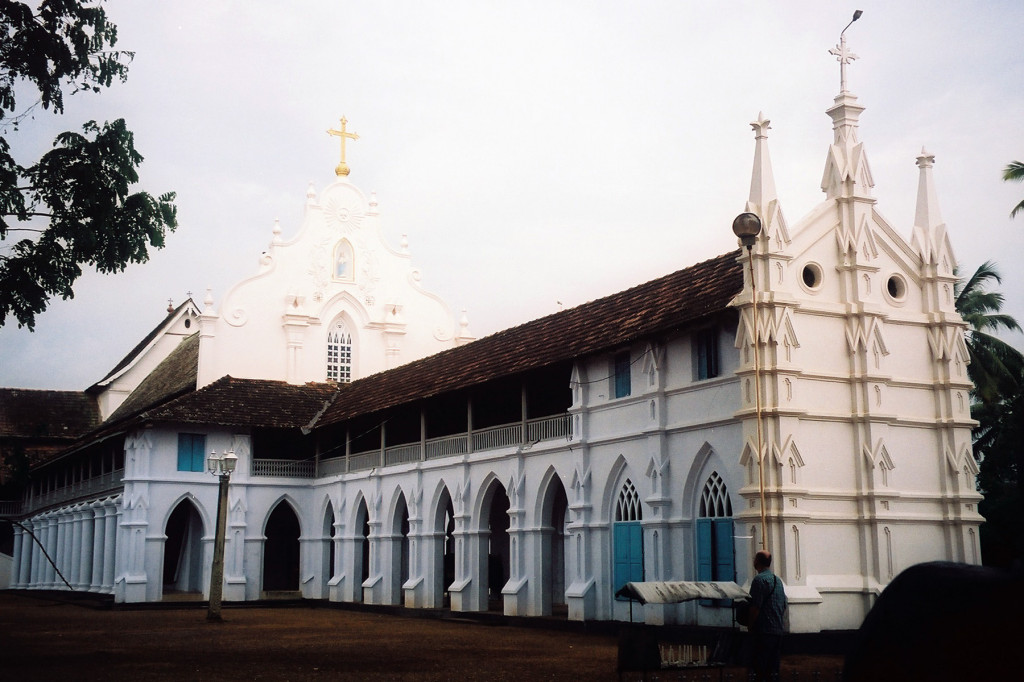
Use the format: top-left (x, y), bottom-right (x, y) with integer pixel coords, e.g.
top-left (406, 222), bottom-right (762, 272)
top-left (163, 499), bottom-right (204, 594)
top-left (263, 502), bottom-right (301, 592)
top-left (483, 482), bottom-right (510, 607)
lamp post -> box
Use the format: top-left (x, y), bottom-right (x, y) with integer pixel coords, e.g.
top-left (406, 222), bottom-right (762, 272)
top-left (732, 212), bottom-right (768, 549)
top-left (207, 449), bottom-right (237, 622)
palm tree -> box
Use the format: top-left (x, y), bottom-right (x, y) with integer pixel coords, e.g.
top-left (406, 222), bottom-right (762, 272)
top-left (1004, 161), bottom-right (1024, 218)
top-left (955, 260), bottom-right (1024, 405)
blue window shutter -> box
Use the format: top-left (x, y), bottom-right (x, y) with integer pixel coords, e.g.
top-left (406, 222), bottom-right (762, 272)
top-left (178, 434), bottom-right (206, 472)
top-left (614, 352), bottom-right (631, 398)
top-left (614, 522), bottom-right (644, 599)
top-left (178, 434), bottom-right (191, 471)
top-left (191, 434), bottom-right (206, 472)
top-left (696, 518), bottom-right (713, 581)
top-left (713, 518), bottom-right (735, 583)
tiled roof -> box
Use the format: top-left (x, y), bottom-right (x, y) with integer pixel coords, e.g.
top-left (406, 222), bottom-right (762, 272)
top-left (0, 388), bottom-right (100, 440)
top-left (318, 250), bottom-right (743, 425)
top-left (105, 332), bottom-right (201, 423)
top-left (141, 376), bottom-right (339, 429)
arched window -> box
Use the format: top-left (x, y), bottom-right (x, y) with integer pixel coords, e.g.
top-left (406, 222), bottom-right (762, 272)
top-left (327, 320), bottom-right (353, 383)
top-left (696, 472), bottom-right (735, 605)
top-left (615, 478), bottom-right (642, 521)
top-left (699, 471), bottom-right (733, 518)
top-left (613, 478), bottom-right (643, 599)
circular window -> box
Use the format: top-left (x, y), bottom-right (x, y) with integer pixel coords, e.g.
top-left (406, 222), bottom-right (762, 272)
top-left (801, 263), bottom-right (823, 291)
top-left (886, 274), bottom-right (907, 301)
top-left (184, 318), bottom-right (191, 329)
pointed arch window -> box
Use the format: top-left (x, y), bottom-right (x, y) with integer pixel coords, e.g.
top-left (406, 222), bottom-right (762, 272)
top-left (696, 472), bottom-right (735, 606)
top-left (615, 478), bottom-right (642, 521)
top-left (327, 321), bottom-right (353, 383)
top-left (613, 478), bottom-right (643, 599)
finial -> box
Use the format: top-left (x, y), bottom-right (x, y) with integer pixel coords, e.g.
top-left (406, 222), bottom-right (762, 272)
top-left (327, 116), bottom-right (359, 177)
top-left (272, 218), bottom-right (282, 242)
top-left (916, 146), bottom-right (935, 169)
top-left (203, 287), bottom-right (215, 313)
top-left (306, 182), bottom-right (317, 203)
top-left (751, 112), bottom-right (771, 139)
top-left (167, 298), bottom-right (174, 313)
top-left (830, 10), bottom-right (863, 94)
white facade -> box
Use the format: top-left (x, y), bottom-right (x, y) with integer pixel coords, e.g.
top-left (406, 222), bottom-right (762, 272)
top-left (196, 175), bottom-right (473, 388)
top-left (11, 72), bottom-right (982, 633)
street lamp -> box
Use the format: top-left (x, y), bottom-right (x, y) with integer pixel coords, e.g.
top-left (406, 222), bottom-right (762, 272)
top-left (207, 449), bottom-right (237, 622)
top-left (732, 212), bottom-right (768, 549)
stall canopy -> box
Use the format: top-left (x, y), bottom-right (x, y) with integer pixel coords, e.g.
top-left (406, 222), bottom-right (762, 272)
top-left (615, 581), bottom-right (749, 604)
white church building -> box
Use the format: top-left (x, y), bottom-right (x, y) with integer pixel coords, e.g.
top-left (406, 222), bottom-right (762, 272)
top-left (5, 46), bottom-right (981, 633)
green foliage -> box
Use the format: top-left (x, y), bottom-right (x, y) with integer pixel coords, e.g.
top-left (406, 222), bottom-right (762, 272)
top-left (955, 261), bottom-right (1023, 405)
top-left (1004, 160), bottom-right (1024, 219)
top-left (956, 260), bottom-right (1024, 567)
top-left (0, 0), bottom-right (177, 330)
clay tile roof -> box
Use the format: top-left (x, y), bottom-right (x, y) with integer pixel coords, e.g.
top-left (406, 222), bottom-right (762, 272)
top-left (317, 249), bottom-right (743, 426)
top-left (105, 332), bottom-right (201, 423)
top-left (142, 376), bottom-right (339, 429)
top-left (0, 388), bottom-right (100, 440)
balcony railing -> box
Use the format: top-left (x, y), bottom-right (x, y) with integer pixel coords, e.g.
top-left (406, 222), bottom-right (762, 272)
top-left (253, 413), bottom-right (571, 479)
top-left (22, 469), bottom-right (125, 516)
top-left (251, 458), bottom-right (315, 478)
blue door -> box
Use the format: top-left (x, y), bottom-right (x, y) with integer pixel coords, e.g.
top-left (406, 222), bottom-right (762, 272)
top-left (614, 521), bottom-right (644, 598)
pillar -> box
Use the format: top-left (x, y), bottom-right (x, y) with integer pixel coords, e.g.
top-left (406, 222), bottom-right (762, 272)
top-left (11, 524), bottom-right (25, 589)
top-left (78, 506), bottom-right (95, 590)
top-left (90, 501), bottom-right (106, 592)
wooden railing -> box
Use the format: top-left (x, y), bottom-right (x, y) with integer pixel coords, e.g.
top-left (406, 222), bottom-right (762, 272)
top-left (250, 414), bottom-right (572, 479)
top-left (22, 469), bottom-right (125, 515)
top-left (251, 459), bottom-right (315, 478)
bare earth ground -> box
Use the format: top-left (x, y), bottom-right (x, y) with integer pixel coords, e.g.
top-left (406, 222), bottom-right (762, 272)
top-left (0, 592), bottom-right (844, 681)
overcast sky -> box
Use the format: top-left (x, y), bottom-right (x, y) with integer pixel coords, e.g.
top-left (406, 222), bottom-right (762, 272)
top-left (2, 0), bottom-right (1022, 390)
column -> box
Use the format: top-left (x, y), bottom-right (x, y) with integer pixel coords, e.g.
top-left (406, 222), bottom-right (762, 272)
top-left (102, 502), bottom-right (118, 592)
top-left (78, 506), bottom-right (95, 590)
top-left (90, 501), bottom-right (106, 592)
top-left (55, 514), bottom-right (69, 588)
top-left (30, 517), bottom-right (44, 587)
top-left (46, 514), bottom-right (60, 587)
top-left (18, 521), bottom-right (34, 587)
top-left (61, 511), bottom-right (75, 588)
top-left (11, 524), bottom-right (25, 589)
top-left (70, 509), bottom-right (84, 588)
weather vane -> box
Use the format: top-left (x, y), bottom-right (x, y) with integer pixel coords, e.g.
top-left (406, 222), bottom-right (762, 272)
top-left (829, 10), bottom-right (863, 94)
top-left (327, 117), bottom-right (359, 177)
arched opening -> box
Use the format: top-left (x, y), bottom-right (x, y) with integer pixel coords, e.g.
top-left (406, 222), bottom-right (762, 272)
top-left (321, 503), bottom-right (336, 598)
top-left (480, 480), bottom-right (510, 610)
top-left (263, 501), bottom-right (301, 593)
top-left (390, 493), bottom-right (410, 605)
top-left (432, 487), bottom-right (455, 608)
top-left (540, 474), bottom-right (569, 616)
top-left (613, 478), bottom-right (644, 603)
top-left (355, 498), bottom-right (370, 599)
top-left (696, 471), bottom-right (735, 607)
top-left (162, 498), bottom-right (204, 596)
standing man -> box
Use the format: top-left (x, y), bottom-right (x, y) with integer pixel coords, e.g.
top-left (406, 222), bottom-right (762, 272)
top-left (748, 549), bottom-right (787, 681)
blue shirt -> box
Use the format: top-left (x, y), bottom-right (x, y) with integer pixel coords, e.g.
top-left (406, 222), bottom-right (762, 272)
top-left (749, 568), bottom-right (787, 634)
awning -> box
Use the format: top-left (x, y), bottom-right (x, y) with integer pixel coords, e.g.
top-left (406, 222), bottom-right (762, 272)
top-left (615, 581), bottom-right (749, 604)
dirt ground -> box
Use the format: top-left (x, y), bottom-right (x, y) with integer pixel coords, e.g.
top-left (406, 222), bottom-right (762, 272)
top-left (0, 592), bottom-right (844, 681)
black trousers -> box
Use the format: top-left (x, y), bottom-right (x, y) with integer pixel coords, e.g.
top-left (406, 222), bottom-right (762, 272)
top-left (751, 632), bottom-right (782, 681)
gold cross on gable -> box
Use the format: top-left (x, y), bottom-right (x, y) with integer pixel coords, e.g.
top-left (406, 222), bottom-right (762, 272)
top-left (327, 117), bottom-right (359, 177)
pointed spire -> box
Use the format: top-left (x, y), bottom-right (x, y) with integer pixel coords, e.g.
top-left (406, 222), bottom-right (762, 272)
top-left (748, 112), bottom-right (778, 210)
top-left (910, 148), bottom-right (954, 268)
top-left (913, 148), bottom-right (943, 230)
top-left (745, 112), bottom-right (789, 249)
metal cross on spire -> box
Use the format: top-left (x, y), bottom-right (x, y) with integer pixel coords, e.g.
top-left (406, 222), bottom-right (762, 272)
top-left (327, 117), bottom-right (359, 177)
top-left (829, 10), bottom-right (863, 94)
